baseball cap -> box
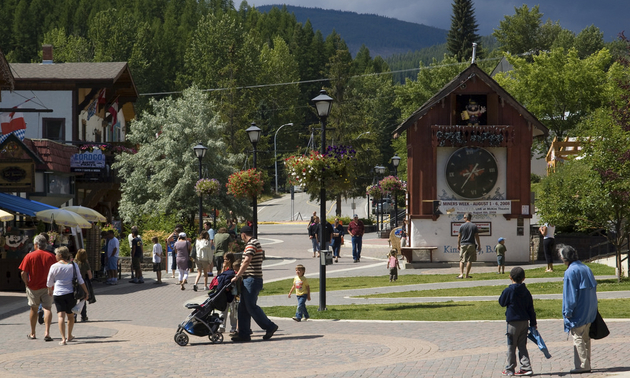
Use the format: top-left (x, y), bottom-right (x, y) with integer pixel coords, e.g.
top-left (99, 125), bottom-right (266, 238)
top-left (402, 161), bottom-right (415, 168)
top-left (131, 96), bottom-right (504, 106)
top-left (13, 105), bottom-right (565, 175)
top-left (353, 214), bottom-right (358, 218)
top-left (179, 232), bottom-right (187, 238)
top-left (498, 237), bottom-right (505, 242)
top-left (240, 225), bottom-right (253, 234)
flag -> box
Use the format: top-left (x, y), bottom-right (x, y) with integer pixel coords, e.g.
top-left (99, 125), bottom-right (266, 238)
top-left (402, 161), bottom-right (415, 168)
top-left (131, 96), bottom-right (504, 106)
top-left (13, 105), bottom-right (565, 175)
top-left (107, 99), bottom-right (118, 128)
top-left (97, 88), bottom-right (106, 104)
top-left (87, 99), bottom-right (97, 120)
top-left (0, 102), bottom-right (27, 143)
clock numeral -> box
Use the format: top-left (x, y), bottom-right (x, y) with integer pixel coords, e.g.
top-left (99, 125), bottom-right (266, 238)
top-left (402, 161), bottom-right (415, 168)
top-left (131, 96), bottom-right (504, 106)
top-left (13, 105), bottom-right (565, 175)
top-left (489, 168), bottom-right (496, 173)
top-left (470, 190), bottom-right (477, 196)
top-left (448, 172), bottom-right (454, 177)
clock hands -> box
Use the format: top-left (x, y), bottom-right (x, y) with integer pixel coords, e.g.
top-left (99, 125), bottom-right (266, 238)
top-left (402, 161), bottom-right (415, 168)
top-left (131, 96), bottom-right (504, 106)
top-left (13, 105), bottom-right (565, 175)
top-left (460, 164), bottom-right (486, 189)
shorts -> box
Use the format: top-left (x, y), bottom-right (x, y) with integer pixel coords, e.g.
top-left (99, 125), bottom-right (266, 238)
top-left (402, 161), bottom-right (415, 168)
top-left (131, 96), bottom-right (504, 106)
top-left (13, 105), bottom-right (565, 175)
top-left (53, 293), bottom-right (76, 314)
top-left (196, 260), bottom-right (211, 271)
top-left (497, 255), bottom-right (505, 266)
top-left (132, 257), bottom-right (141, 270)
top-left (26, 287), bottom-right (52, 309)
top-left (152, 262), bottom-right (162, 272)
top-left (459, 244), bottom-right (477, 263)
top-left (107, 256), bottom-right (118, 271)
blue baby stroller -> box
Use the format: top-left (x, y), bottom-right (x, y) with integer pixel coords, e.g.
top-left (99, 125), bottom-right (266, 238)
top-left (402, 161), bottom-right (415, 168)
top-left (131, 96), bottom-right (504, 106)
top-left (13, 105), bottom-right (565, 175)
top-left (174, 283), bottom-right (230, 346)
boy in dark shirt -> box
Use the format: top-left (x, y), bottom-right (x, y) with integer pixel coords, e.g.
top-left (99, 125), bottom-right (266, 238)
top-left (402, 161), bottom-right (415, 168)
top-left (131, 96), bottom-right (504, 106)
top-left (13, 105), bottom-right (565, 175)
top-left (498, 267), bottom-right (536, 376)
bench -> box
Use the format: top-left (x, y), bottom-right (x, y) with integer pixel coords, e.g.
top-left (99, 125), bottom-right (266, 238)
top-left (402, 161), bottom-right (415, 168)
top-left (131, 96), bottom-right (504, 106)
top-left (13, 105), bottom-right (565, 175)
top-left (400, 246), bottom-right (439, 263)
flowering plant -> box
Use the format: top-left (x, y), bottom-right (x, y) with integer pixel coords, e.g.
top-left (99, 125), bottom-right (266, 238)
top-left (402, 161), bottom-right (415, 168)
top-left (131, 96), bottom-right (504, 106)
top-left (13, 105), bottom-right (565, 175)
top-left (79, 144), bottom-right (137, 154)
top-left (284, 145), bottom-right (356, 192)
top-left (195, 178), bottom-right (220, 197)
top-left (46, 230), bottom-right (59, 244)
top-left (226, 169), bottom-right (264, 198)
top-left (366, 184), bottom-right (383, 199)
top-left (379, 176), bottom-right (405, 194)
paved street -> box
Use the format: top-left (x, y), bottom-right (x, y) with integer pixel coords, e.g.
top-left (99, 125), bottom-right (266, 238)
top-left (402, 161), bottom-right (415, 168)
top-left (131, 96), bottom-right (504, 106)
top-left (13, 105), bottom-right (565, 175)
top-left (2, 223), bottom-right (630, 378)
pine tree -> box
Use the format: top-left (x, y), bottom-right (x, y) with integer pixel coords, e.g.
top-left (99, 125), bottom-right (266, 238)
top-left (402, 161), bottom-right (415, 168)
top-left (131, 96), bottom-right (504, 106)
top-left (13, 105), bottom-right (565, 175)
top-left (446, 0), bottom-right (482, 62)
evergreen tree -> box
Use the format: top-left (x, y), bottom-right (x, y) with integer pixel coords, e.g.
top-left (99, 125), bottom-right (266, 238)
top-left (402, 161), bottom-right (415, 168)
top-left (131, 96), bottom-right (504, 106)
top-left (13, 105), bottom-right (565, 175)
top-left (446, 0), bottom-right (482, 62)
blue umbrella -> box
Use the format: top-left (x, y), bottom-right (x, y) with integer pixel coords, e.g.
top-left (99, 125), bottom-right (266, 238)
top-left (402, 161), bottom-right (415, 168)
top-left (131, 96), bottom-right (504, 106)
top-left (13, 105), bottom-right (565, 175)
top-left (527, 326), bottom-right (551, 359)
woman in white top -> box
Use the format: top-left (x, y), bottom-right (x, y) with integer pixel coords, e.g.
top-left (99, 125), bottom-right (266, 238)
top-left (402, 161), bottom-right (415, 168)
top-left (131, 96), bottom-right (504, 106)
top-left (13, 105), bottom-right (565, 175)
top-left (193, 230), bottom-right (213, 291)
top-left (539, 223), bottom-right (556, 272)
top-left (47, 247), bottom-right (88, 345)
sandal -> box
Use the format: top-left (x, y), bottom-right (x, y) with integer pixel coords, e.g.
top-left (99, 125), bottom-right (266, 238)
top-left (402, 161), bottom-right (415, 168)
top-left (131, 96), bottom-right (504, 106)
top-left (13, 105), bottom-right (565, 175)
top-left (67, 336), bottom-right (75, 342)
top-left (27, 334), bottom-right (36, 340)
top-left (59, 340), bottom-right (66, 346)
top-left (44, 335), bottom-right (53, 342)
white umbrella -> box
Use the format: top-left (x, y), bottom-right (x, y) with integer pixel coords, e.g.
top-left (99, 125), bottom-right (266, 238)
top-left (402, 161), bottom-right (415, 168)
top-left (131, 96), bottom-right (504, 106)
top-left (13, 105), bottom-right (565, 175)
top-left (35, 209), bottom-right (92, 229)
top-left (63, 206), bottom-right (107, 223)
top-left (0, 209), bottom-right (14, 221)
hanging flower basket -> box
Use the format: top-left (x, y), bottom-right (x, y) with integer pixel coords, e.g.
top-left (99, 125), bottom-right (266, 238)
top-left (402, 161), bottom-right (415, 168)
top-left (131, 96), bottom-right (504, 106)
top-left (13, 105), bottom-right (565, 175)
top-left (284, 145), bottom-right (356, 192)
top-left (226, 169), bottom-right (264, 198)
top-left (195, 178), bottom-right (220, 197)
top-left (379, 176), bottom-right (405, 194)
top-left (366, 184), bottom-right (383, 199)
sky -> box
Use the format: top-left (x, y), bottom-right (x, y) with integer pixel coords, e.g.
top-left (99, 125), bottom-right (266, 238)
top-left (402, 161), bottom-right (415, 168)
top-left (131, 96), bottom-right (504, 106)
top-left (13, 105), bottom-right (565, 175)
top-left (249, 0), bottom-right (629, 39)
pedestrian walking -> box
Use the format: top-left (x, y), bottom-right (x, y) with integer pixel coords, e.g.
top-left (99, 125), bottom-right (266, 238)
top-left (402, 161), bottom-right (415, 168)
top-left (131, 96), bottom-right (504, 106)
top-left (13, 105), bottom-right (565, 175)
top-left (74, 249), bottom-right (93, 322)
top-left (457, 212), bottom-right (480, 279)
top-left (348, 214), bottom-right (364, 262)
top-left (152, 237), bottom-right (163, 284)
top-left (105, 230), bottom-right (119, 285)
top-left (193, 230), bottom-right (213, 291)
top-left (288, 264), bottom-right (310, 322)
top-left (499, 267), bottom-right (536, 376)
top-left (129, 229), bottom-right (144, 284)
top-left (230, 225), bottom-right (278, 342)
top-left (308, 216), bottom-right (320, 258)
top-left (331, 218), bottom-right (344, 263)
top-left (46, 247), bottom-right (89, 345)
top-left (174, 232), bottom-right (191, 290)
top-left (387, 249), bottom-right (400, 282)
top-left (19, 234), bottom-right (57, 341)
top-left (539, 223), bottom-right (556, 272)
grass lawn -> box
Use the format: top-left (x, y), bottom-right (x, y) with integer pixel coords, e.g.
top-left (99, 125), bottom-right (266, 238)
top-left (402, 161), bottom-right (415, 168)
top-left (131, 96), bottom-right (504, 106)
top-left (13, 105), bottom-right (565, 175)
top-left (263, 298), bottom-right (630, 321)
top-left (260, 263), bottom-right (615, 296)
top-left (358, 278), bottom-right (630, 298)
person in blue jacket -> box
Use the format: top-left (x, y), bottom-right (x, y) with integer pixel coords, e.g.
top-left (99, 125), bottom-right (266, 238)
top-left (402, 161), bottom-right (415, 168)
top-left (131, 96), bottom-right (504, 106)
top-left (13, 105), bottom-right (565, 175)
top-left (499, 266), bottom-right (536, 376)
top-left (559, 244), bottom-right (598, 374)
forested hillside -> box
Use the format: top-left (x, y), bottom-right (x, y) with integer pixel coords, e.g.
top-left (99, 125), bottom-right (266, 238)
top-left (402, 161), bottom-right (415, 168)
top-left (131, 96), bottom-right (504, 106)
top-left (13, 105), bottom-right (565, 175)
top-left (256, 5), bottom-right (448, 57)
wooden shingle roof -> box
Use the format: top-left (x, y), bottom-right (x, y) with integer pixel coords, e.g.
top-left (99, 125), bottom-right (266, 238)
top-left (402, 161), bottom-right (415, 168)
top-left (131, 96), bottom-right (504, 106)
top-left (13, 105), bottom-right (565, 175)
top-left (392, 64), bottom-right (548, 138)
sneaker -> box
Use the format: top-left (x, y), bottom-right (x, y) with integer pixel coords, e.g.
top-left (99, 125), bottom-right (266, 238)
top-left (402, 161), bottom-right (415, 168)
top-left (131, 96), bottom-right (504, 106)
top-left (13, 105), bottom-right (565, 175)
top-left (193, 285), bottom-right (198, 292)
top-left (515, 370), bottom-right (533, 376)
top-left (502, 371), bottom-right (514, 376)
top-left (231, 335), bottom-right (251, 343)
top-left (292, 317), bottom-right (301, 322)
top-left (229, 330), bottom-right (237, 336)
top-left (81, 317), bottom-right (88, 322)
top-left (138, 278), bottom-right (144, 283)
top-left (262, 324), bottom-right (278, 340)
top-left (38, 309), bottom-right (44, 325)
top-left (129, 278), bottom-right (138, 283)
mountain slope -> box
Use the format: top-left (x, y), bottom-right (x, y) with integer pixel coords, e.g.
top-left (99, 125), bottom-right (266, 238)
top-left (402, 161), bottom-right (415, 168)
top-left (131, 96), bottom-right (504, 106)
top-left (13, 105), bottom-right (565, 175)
top-left (256, 5), bottom-right (447, 57)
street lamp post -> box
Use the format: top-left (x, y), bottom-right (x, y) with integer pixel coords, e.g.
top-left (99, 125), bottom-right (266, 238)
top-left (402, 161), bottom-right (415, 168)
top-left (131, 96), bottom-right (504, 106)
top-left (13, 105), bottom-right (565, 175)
top-left (312, 89), bottom-right (333, 312)
top-left (375, 165), bottom-right (386, 232)
top-left (193, 143), bottom-right (208, 235)
top-left (246, 122), bottom-right (262, 239)
top-left (392, 155), bottom-right (401, 227)
top-left (274, 123), bottom-right (294, 193)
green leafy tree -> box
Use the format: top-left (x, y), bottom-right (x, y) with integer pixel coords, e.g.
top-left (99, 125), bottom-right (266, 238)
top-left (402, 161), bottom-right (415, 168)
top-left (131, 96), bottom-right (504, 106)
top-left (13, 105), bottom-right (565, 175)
top-left (40, 28), bottom-right (93, 62)
top-left (446, 0), bottom-right (482, 62)
top-left (494, 47), bottom-right (612, 151)
top-left (574, 25), bottom-right (605, 59)
top-left (493, 4), bottom-right (561, 55)
top-left (113, 86), bottom-right (247, 227)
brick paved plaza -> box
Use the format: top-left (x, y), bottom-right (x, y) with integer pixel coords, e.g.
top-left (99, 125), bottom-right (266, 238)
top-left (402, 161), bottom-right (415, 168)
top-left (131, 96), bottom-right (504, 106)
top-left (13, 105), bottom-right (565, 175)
top-left (2, 224), bottom-right (630, 378)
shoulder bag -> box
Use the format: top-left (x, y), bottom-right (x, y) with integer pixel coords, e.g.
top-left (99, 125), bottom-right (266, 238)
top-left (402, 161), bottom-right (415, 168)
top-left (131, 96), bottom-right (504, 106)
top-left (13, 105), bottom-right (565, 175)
top-left (589, 310), bottom-right (610, 340)
top-left (72, 263), bottom-right (86, 300)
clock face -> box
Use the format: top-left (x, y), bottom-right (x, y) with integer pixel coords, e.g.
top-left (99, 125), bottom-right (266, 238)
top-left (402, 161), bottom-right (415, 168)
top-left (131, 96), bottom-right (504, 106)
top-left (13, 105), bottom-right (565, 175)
top-left (445, 147), bottom-right (498, 199)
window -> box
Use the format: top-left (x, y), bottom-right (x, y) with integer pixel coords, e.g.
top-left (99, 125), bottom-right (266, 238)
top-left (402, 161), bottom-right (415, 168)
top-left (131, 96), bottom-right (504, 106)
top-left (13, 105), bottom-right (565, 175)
top-left (42, 118), bottom-right (65, 141)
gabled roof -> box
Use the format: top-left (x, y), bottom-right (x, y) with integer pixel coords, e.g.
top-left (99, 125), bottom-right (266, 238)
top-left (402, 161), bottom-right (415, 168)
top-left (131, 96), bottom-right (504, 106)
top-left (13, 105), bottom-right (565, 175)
top-left (10, 62), bottom-right (138, 101)
top-left (392, 64), bottom-right (548, 138)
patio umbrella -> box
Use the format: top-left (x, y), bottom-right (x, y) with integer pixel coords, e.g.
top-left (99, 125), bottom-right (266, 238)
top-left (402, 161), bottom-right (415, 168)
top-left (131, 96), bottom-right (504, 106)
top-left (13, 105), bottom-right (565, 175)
top-left (35, 209), bottom-right (92, 229)
top-left (63, 206), bottom-right (107, 223)
top-left (0, 209), bottom-right (14, 221)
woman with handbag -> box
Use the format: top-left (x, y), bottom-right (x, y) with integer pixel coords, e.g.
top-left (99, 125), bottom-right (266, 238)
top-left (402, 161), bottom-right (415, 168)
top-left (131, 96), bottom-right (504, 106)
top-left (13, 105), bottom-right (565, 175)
top-left (46, 247), bottom-right (89, 345)
top-left (75, 249), bottom-right (94, 322)
top-left (174, 232), bottom-right (191, 291)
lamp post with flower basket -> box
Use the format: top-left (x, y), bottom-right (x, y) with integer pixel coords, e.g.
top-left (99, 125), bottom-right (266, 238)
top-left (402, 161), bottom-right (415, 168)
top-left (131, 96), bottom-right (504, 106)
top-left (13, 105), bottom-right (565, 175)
top-left (193, 144), bottom-right (208, 234)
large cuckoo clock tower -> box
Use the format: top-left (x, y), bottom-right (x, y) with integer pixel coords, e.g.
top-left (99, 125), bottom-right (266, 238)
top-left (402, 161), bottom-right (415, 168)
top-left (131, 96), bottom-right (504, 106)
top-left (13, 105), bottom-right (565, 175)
top-left (393, 64), bottom-right (548, 263)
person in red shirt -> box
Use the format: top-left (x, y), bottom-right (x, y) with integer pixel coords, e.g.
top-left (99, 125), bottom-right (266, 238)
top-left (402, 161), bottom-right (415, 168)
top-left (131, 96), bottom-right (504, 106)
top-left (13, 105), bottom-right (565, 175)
top-left (348, 214), bottom-right (365, 263)
top-left (18, 234), bottom-right (57, 341)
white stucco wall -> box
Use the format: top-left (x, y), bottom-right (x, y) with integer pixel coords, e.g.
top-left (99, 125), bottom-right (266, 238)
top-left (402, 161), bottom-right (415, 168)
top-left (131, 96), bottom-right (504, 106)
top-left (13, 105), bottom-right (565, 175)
top-left (1, 90), bottom-right (73, 140)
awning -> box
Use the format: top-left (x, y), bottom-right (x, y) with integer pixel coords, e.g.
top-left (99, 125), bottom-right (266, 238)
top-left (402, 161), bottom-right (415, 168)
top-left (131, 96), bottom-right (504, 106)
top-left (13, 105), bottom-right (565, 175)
top-left (0, 192), bottom-right (57, 217)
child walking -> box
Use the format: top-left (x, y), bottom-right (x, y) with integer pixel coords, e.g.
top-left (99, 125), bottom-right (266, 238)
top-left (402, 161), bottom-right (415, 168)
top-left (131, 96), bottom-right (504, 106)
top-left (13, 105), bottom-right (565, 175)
top-left (496, 237), bottom-right (507, 274)
top-left (498, 267), bottom-right (536, 376)
top-left (288, 264), bottom-right (310, 322)
top-left (387, 249), bottom-right (400, 282)
top-left (152, 237), bottom-right (163, 284)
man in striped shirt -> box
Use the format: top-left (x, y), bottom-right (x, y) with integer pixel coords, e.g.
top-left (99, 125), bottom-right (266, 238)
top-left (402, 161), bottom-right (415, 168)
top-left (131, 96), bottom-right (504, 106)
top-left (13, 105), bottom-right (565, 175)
top-left (230, 225), bottom-right (278, 342)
